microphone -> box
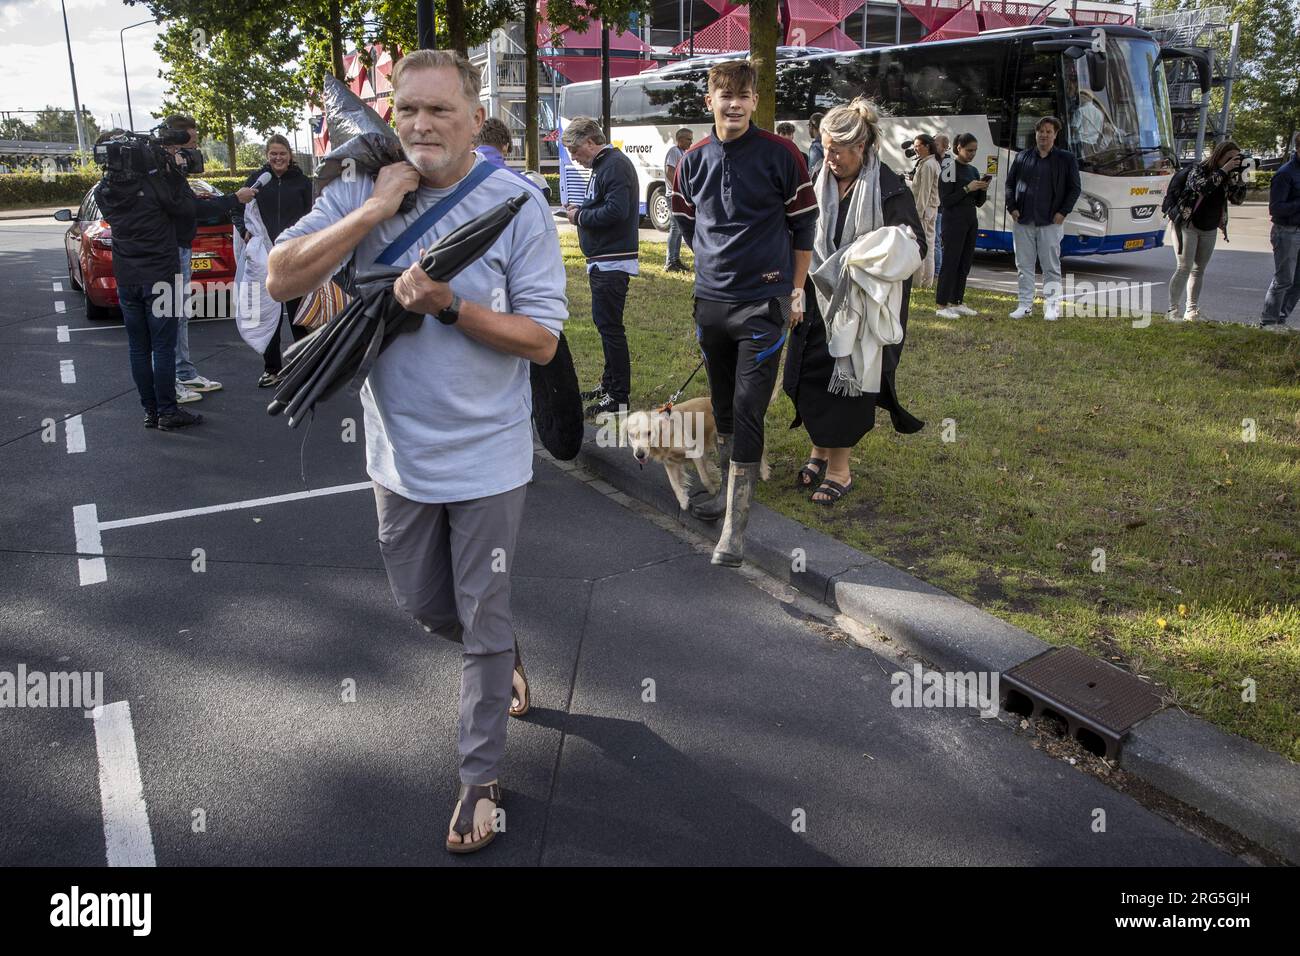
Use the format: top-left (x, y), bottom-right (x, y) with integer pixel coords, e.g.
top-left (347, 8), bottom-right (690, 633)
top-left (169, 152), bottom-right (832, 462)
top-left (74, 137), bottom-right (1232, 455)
top-left (253, 171), bottom-right (272, 189)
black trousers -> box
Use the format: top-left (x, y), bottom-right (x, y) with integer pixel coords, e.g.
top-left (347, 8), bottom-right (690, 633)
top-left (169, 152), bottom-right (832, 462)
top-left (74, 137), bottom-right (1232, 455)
top-left (936, 213), bottom-right (977, 306)
top-left (263, 297), bottom-right (307, 372)
top-left (588, 268), bottom-right (631, 405)
top-left (695, 296), bottom-right (788, 463)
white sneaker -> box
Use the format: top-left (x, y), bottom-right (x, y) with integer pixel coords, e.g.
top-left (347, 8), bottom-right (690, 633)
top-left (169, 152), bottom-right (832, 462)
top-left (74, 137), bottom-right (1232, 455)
top-left (1166, 308), bottom-right (1182, 322)
top-left (1009, 306), bottom-right (1032, 319)
top-left (952, 304), bottom-right (978, 316)
top-left (935, 307), bottom-right (961, 319)
top-left (175, 382), bottom-right (203, 403)
top-left (1043, 305), bottom-right (1059, 321)
top-left (1183, 308), bottom-right (1201, 322)
top-left (179, 373), bottom-right (223, 392)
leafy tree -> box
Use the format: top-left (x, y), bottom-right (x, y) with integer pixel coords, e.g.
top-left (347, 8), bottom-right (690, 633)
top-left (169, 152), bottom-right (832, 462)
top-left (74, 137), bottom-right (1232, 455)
top-left (0, 117), bottom-right (35, 140)
top-left (18, 107), bottom-right (102, 144)
top-left (545, 0), bottom-right (653, 135)
top-left (1151, 0), bottom-right (1300, 154)
top-left (156, 22), bottom-right (304, 171)
top-left (237, 140), bottom-right (269, 167)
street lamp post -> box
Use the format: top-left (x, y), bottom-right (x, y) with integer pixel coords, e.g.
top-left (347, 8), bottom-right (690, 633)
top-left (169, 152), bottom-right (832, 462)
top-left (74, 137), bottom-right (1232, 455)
top-left (60, 0), bottom-right (86, 155)
top-left (120, 18), bottom-right (155, 132)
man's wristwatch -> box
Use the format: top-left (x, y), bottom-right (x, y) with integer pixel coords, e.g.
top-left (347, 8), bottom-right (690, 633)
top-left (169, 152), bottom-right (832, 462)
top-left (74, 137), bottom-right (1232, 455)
top-left (436, 292), bottom-right (462, 325)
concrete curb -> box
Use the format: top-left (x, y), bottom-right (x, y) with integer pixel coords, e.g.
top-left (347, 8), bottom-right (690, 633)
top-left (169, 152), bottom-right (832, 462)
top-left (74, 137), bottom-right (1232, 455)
top-left (574, 425), bottom-right (1300, 863)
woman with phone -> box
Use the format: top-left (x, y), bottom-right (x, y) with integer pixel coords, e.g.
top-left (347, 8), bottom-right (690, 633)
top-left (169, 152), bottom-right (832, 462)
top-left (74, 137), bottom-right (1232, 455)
top-left (935, 132), bottom-right (988, 319)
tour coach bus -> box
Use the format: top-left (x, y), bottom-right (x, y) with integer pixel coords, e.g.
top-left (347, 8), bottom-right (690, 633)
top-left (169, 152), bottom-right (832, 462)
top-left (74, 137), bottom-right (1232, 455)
top-left (559, 25), bottom-right (1192, 256)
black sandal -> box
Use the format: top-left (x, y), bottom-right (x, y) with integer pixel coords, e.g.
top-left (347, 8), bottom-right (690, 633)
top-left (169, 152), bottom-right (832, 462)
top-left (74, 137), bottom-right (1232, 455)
top-left (510, 639), bottom-right (530, 718)
top-left (446, 782), bottom-right (503, 854)
top-left (812, 478), bottom-right (852, 506)
top-left (796, 457), bottom-right (828, 489)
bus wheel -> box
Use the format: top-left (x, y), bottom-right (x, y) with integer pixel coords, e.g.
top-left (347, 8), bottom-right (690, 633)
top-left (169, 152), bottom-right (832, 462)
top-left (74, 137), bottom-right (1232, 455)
top-left (648, 185), bottom-right (672, 233)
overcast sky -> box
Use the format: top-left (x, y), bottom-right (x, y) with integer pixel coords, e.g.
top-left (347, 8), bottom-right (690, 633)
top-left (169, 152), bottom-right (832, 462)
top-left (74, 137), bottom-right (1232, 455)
top-left (0, 0), bottom-right (311, 147)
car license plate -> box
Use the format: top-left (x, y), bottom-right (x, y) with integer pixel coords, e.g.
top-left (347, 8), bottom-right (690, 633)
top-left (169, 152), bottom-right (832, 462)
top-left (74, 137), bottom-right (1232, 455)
top-left (192, 259), bottom-right (213, 271)
top-left (1124, 238), bottom-right (1144, 250)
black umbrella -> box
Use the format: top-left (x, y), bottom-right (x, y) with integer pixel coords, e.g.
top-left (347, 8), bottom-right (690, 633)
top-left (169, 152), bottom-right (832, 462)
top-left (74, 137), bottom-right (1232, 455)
top-left (268, 194), bottom-right (530, 427)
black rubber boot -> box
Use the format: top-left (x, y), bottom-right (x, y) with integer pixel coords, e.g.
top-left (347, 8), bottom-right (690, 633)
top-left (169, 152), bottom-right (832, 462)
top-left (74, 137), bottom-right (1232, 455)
top-left (688, 433), bottom-right (732, 522)
top-left (711, 460), bottom-right (758, 567)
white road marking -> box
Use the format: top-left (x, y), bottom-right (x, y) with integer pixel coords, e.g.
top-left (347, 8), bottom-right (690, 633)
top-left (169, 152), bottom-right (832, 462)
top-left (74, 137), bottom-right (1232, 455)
top-left (1056, 281), bottom-right (1161, 302)
top-left (64, 414), bottom-right (86, 454)
top-left (97, 481), bottom-right (373, 531)
top-left (53, 281), bottom-right (63, 292)
top-left (73, 503), bottom-right (106, 586)
top-left (60, 359), bottom-right (76, 384)
top-left (60, 316), bottom-right (231, 334)
top-left (54, 300), bottom-right (66, 313)
top-left (56, 325), bottom-right (70, 343)
top-left (93, 701), bottom-right (157, 867)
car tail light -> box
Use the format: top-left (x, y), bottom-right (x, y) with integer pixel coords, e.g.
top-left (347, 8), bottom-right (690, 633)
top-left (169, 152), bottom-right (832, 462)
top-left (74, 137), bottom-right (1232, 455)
top-left (88, 220), bottom-right (112, 249)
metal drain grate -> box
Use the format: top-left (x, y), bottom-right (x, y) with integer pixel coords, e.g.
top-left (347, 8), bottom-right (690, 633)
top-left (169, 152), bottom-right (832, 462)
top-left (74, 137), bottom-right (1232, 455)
top-left (1002, 647), bottom-right (1162, 759)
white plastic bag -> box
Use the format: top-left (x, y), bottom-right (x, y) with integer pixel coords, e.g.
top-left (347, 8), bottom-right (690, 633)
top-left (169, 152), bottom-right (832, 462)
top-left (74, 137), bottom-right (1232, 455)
top-left (233, 200), bottom-right (282, 354)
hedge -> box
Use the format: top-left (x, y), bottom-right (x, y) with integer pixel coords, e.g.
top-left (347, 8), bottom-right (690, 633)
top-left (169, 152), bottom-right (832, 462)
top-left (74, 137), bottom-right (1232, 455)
top-left (0, 172), bottom-right (101, 206)
top-left (1249, 170), bottom-right (1274, 193)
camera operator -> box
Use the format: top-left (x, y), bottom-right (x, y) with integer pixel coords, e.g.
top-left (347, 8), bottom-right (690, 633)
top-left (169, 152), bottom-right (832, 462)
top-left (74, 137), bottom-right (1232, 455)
top-left (161, 113), bottom-right (259, 401)
top-left (93, 129), bottom-right (200, 430)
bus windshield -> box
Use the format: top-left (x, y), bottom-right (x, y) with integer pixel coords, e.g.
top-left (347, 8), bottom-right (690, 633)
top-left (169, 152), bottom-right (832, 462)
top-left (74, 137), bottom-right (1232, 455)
top-left (1064, 37), bottom-right (1176, 176)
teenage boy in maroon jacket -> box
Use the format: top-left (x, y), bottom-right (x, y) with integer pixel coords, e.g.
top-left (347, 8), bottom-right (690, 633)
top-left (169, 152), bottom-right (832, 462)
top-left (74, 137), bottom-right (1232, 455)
top-left (670, 59), bottom-right (816, 567)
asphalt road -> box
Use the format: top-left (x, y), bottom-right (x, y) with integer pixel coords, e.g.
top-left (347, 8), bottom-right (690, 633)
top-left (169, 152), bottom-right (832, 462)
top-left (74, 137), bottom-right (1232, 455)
top-left (0, 220), bottom-right (1246, 866)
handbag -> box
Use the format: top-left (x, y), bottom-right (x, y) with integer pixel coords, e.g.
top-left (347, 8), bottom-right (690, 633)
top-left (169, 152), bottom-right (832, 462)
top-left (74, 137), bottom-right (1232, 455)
top-left (294, 280), bottom-right (348, 330)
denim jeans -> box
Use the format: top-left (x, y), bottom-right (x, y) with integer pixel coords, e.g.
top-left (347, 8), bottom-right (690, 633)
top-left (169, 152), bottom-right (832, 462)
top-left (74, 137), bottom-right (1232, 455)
top-left (174, 246), bottom-right (198, 379)
top-left (665, 214), bottom-right (683, 266)
top-left (587, 267), bottom-right (631, 405)
top-left (118, 282), bottom-right (178, 414)
top-left (1261, 224), bottom-right (1300, 321)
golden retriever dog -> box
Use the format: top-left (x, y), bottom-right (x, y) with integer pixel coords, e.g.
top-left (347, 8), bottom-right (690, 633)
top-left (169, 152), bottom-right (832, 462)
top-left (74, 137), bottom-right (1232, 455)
top-left (624, 396), bottom-right (771, 510)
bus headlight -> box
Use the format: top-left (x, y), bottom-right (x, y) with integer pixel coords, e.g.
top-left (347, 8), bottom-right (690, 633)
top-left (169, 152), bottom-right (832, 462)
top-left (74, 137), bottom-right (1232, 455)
top-left (1077, 192), bottom-right (1108, 222)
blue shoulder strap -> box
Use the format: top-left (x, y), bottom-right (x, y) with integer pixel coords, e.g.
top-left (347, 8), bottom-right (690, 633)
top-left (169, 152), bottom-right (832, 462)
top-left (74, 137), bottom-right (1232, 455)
top-left (375, 160), bottom-right (496, 266)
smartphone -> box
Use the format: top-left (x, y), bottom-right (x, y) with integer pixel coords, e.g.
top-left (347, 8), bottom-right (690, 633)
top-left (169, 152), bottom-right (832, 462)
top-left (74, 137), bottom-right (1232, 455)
top-left (980, 173), bottom-right (993, 182)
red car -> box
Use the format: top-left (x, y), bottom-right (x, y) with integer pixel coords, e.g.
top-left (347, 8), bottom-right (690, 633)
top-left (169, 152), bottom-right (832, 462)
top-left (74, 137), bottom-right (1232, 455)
top-left (56, 179), bottom-right (237, 320)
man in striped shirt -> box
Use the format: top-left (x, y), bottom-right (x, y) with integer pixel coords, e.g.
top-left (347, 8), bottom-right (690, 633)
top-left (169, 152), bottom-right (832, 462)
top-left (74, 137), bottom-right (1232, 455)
top-left (670, 59), bottom-right (817, 567)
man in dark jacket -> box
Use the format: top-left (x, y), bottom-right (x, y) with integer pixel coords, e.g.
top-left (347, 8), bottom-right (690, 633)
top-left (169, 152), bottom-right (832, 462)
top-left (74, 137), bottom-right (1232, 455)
top-left (93, 130), bottom-right (201, 430)
top-left (1262, 133), bottom-right (1300, 327)
top-left (562, 116), bottom-right (639, 419)
top-left (231, 134), bottom-right (315, 383)
top-left (162, 114), bottom-right (256, 399)
top-left (1005, 116), bottom-right (1081, 320)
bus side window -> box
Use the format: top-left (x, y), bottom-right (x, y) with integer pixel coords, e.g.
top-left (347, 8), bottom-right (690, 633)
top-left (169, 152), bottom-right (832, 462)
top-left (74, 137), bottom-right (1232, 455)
top-left (611, 82), bottom-right (648, 127)
top-left (776, 60), bottom-right (831, 121)
top-left (1013, 53), bottom-right (1061, 150)
top-left (643, 73), bottom-right (709, 125)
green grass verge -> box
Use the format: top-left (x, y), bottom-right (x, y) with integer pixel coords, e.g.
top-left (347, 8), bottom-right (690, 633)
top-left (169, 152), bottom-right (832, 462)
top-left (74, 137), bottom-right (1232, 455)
top-left (557, 234), bottom-right (1300, 761)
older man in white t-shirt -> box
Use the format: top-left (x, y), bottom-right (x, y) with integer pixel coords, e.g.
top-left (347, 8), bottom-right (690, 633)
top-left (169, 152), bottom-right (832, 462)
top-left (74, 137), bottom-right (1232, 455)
top-left (268, 49), bottom-right (567, 855)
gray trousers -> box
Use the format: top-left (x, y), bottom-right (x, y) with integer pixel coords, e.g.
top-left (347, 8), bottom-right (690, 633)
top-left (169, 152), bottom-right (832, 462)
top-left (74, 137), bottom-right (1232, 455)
top-left (1168, 226), bottom-right (1217, 314)
top-left (374, 481), bottom-right (528, 785)
top-left (1012, 221), bottom-right (1064, 308)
